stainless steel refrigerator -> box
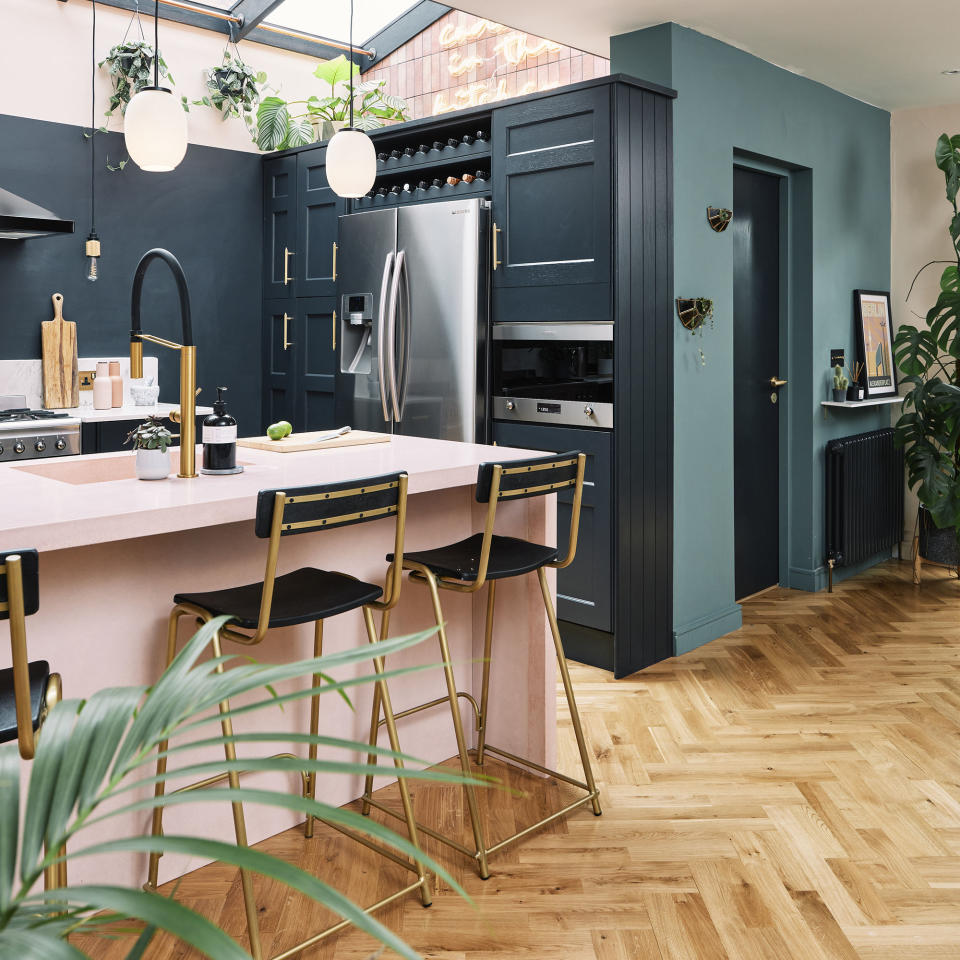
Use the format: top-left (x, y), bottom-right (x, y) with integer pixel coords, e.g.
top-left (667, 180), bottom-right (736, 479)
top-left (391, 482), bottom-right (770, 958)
top-left (334, 198), bottom-right (489, 442)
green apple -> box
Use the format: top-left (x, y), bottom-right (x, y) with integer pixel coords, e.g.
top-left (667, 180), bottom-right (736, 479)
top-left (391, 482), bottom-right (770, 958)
top-left (266, 422), bottom-right (287, 441)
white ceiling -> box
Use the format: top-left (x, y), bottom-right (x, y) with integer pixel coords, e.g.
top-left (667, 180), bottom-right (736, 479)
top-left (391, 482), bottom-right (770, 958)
top-left (455, 0), bottom-right (960, 111)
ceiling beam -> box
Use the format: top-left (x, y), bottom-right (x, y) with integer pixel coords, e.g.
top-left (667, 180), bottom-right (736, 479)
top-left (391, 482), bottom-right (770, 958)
top-left (231, 0), bottom-right (284, 39)
top-left (362, 1), bottom-right (450, 70)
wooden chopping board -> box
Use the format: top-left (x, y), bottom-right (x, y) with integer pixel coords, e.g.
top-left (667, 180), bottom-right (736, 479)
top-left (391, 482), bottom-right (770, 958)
top-left (41, 293), bottom-right (79, 409)
top-left (237, 430), bottom-right (391, 453)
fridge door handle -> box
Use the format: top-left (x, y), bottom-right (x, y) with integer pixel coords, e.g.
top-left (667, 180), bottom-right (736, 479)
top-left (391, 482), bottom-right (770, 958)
top-left (377, 251), bottom-right (395, 423)
top-left (397, 253), bottom-right (411, 419)
top-left (386, 249), bottom-right (404, 423)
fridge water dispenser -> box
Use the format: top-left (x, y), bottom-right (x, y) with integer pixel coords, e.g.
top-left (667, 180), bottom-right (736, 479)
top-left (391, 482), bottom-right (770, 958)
top-left (340, 293), bottom-right (373, 374)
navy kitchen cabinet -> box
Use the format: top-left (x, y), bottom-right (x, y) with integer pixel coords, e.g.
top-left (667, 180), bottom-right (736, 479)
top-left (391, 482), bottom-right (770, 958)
top-left (261, 297), bottom-right (336, 432)
top-left (262, 156), bottom-right (297, 301)
top-left (492, 421), bottom-right (612, 637)
top-left (491, 87), bottom-right (612, 324)
top-left (81, 415), bottom-right (205, 455)
top-left (296, 149), bottom-right (344, 298)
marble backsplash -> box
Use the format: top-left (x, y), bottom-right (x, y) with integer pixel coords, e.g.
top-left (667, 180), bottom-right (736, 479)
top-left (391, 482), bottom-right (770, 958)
top-left (0, 356), bottom-right (159, 409)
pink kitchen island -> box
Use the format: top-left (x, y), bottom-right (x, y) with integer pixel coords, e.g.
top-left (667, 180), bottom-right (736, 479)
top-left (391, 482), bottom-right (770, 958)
top-left (0, 434), bottom-right (557, 888)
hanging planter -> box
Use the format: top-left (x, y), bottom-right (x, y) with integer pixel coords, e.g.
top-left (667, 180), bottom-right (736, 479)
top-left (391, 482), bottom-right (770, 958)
top-left (194, 48), bottom-right (266, 143)
top-left (676, 297), bottom-right (715, 366)
top-left (706, 206), bottom-right (733, 232)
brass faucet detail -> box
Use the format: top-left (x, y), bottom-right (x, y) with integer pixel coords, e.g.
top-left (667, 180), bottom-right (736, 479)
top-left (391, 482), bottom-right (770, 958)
top-left (129, 248), bottom-right (198, 479)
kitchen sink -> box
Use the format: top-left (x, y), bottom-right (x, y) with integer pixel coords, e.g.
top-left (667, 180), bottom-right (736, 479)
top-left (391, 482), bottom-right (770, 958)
top-left (13, 451), bottom-right (183, 484)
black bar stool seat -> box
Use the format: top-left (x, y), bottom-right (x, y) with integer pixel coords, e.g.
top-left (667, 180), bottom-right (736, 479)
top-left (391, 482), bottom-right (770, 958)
top-left (174, 568), bottom-right (383, 629)
top-left (0, 659), bottom-right (50, 744)
top-left (391, 534), bottom-right (558, 582)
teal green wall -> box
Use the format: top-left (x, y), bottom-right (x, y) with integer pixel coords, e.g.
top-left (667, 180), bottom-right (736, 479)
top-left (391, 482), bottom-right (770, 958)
top-left (611, 24), bottom-right (891, 654)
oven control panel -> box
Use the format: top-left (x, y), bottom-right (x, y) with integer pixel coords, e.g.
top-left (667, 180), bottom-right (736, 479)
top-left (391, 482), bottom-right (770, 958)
top-left (494, 396), bottom-right (613, 429)
top-left (0, 425), bottom-right (81, 461)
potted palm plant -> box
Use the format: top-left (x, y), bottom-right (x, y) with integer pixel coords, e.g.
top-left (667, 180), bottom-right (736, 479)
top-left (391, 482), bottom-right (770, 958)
top-left (893, 132), bottom-right (960, 568)
top-left (0, 617), bottom-right (474, 957)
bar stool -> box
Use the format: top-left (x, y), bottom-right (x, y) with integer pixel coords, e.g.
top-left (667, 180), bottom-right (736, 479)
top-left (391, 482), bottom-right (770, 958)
top-left (145, 472), bottom-right (432, 960)
top-left (361, 451), bottom-right (601, 880)
top-left (0, 549), bottom-right (66, 889)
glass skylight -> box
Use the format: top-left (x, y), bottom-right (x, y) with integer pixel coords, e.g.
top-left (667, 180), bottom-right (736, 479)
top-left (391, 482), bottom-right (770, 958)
top-left (262, 0), bottom-right (416, 47)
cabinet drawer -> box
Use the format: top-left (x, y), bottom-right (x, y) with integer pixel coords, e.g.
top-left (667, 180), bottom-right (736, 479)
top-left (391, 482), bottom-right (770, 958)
top-left (492, 421), bottom-right (612, 631)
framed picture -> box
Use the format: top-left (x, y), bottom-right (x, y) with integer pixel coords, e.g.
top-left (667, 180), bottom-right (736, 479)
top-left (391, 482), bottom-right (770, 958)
top-left (853, 290), bottom-right (897, 397)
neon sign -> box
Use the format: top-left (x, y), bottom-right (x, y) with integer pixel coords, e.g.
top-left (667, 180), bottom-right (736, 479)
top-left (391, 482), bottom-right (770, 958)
top-left (433, 17), bottom-right (566, 115)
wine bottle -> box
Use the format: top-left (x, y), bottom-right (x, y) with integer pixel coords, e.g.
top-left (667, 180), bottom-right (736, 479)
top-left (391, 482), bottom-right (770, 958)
top-left (431, 140), bottom-right (444, 152)
top-left (429, 179), bottom-right (442, 190)
top-left (403, 146), bottom-right (416, 157)
top-left (376, 186), bottom-right (389, 196)
top-left (417, 143), bottom-right (430, 155)
top-left (461, 133), bottom-right (475, 145)
top-left (416, 180), bottom-right (429, 191)
top-left (389, 184), bottom-right (402, 195)
top-left (390, 149), bottom-right (402, 160)
top-left (446, 176), bottom-right (460, 187)
top-left (446, 137), bottom-right (459, 149)
top-left (474, 169), bottom-right (489, 181)
top-left (377, 151), bottom-right (388, 162)
top-left (462, 173), bottom-right (476, 184)
top-left (475, 130), bottom-right (488, 142)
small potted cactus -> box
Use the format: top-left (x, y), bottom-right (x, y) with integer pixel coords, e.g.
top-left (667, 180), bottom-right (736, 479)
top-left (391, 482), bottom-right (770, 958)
top-left (832, 364), bottom-right (848, 402)
top-left (125, 415), bottom-right (173, 480)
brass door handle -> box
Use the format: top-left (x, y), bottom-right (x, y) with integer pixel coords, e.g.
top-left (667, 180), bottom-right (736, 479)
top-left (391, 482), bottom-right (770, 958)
top-left (332, 241), bottom-right (338, 282)
top-left (492, 222), bottom-right (502, 270)
top-left (332, 310), bottom-right (337, 350)
top-left (283, 247), bottom-right (293, 286)
top-left (283, 312), bottom-right (294, 350)
top-left (769, 377), bottom-right (787, 388)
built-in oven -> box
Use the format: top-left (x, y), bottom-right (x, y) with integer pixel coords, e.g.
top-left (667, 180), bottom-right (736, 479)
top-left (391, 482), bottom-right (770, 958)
top-left (491, 322), bottom-right (613, 429)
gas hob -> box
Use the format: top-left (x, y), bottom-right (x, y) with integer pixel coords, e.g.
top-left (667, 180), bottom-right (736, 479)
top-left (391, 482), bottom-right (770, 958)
top-left (0, 396), bottom-right (81, 461)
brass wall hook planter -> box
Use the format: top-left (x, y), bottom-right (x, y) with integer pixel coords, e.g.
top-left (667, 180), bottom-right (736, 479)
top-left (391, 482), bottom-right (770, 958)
top-left (676, 297), bottom-right (714, 332)
top-left (707, 206), bottom-right (733, 232)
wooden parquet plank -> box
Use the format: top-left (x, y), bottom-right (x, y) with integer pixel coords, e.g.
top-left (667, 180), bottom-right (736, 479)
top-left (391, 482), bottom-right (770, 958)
top-left (76, 561), bottom-right (960, 959)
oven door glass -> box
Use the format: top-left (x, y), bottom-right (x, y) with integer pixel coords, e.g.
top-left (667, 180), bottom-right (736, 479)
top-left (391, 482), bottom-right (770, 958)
top-left (492, 339), bottom-right (613, 403)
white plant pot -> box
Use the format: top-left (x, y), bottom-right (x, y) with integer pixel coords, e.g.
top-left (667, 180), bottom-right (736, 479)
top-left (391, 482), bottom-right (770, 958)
top-left (136, 447), bottom-right (171, 481)
top-left (314, 118), bottom-right (347, 142)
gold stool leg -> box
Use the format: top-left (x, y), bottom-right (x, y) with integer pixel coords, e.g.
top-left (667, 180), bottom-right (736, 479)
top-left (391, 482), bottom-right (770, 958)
top-left (304, 619), bottom-right (324, 840)
top-left (146, 609), bottom-right (183, 892)
top-left (362, 606), bottom-right (432, 907)
top-left (361, 609), bottom-right (389, 816)
top-left (537, 567), bottom-right (601, 817)
top-left (422, 571), bottom-right (490, 879)
top-left (210, 629), bottom-right (264, 960)
top-left (475, 580), bottom-right (496, 766)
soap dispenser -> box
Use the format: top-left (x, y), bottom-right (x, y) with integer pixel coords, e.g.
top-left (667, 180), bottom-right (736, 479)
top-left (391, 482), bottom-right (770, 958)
top-left (201, 386), bottom-right (242, 475)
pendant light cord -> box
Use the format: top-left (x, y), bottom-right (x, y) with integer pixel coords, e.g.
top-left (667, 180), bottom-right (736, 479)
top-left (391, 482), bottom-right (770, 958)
top-left (348, 0), bottom-right (354, 129)
top-left (154, 0), bottom-right (160, 87)
top-left (90, 0), bottom-right (96, 234)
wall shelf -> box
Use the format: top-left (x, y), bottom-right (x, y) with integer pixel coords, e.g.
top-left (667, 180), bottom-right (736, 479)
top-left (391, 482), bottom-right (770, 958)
top-left (821, 395), bottom-right (903, 418)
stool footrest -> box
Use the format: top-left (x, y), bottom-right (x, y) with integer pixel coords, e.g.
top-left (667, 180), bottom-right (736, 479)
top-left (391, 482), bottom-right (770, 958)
top-left (314, 815), bottom-right (427, 875)
top-left (361, 745), bottom-right (600, 867)
top-left (378, 689), bottom-right (481, 730)
top-left (168, 752), bottom-right (306, 797)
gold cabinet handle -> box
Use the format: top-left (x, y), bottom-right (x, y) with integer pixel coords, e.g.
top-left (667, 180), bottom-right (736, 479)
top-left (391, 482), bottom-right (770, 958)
top-left (283, 247), bottom-right (293, 286)
top-left (492, 222), bottom-right (502, 271)
top-left (332, 241), bottom-right (338, 282)
top-left (283, 312), bottom-right (294, 350)
top-left (332, 309), bottom-right (337, 350)
top-left (769, 377), bottom-right (787, 388)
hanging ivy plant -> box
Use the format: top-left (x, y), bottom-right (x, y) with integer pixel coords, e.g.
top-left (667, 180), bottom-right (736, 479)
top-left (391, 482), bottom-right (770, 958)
top-left (194, 49), bottom-right (266, 142)
top-left (99, 39), bottom-right (177, 118)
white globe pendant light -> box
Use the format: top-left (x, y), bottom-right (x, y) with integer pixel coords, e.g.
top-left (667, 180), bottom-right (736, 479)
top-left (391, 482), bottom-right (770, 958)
top-left (327, 127), bottom-right (376, 198)
top-left (327, 0), bottom-right (376, 199)
top-left (124, 1), bottom-right (187, 172)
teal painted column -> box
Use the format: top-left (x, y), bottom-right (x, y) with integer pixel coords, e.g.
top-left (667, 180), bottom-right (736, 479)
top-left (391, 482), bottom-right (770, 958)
top-left (611, 24), bottom-right (891, 655)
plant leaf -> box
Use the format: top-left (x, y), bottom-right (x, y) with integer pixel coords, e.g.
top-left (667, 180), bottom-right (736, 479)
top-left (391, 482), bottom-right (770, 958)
top-left (0, 745), bottom-right (19, 910)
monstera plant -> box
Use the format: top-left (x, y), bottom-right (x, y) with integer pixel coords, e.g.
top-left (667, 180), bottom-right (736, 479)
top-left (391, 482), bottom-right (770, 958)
top-left (0, 617), bottom-right (476, 958)
top-left (893, 133), bottom-right (960, 554)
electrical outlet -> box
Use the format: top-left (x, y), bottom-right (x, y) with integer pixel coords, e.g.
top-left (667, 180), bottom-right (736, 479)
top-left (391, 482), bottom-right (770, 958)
top-left (79, 370), bottom-right (95, 390)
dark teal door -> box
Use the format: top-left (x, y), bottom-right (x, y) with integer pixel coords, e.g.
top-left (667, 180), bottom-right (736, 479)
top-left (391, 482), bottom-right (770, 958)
top-left (733, 166), bottom-right (782, 600)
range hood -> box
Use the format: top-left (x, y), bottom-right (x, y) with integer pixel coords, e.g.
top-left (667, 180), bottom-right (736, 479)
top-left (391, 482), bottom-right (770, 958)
top-left (0, 187), bottom-right (74, 240)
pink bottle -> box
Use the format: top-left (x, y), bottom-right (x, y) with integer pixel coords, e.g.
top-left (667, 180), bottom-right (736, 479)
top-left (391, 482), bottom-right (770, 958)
top-left (93, 361), bottom-right (112, 410)
top-left (109, 360), bottom-right (123, 407)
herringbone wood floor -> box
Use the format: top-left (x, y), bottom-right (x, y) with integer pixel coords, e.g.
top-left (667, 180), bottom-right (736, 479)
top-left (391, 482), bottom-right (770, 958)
top-left (82, 560), bottom-right (960, 959)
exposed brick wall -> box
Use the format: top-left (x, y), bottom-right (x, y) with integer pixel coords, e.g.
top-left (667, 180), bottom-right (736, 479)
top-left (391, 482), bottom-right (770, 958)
top-left (365, 8), bottom-right (609, 121)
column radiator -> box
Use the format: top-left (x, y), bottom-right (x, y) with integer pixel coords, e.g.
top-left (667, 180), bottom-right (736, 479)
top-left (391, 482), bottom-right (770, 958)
top-left (825, 427), bottom-right (903, 591)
